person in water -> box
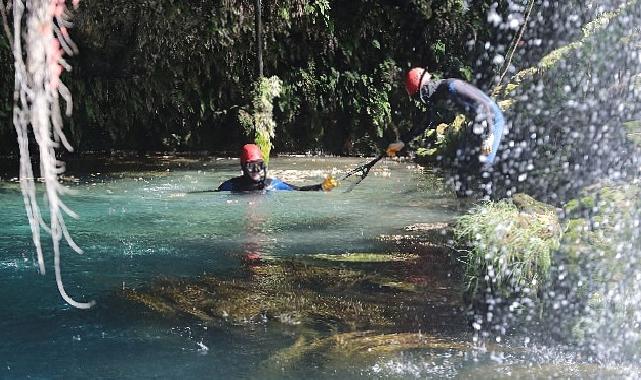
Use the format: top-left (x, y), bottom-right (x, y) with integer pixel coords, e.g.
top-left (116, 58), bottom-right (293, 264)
top-left (217, 144), bottom-right (337, 192)
top-left (386, 67), bottom-right (505, 166)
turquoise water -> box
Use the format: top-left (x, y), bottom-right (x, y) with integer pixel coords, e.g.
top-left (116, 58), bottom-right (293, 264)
top-left (0, 157), bottom-right (463, 378)
top-left (0, 156), bottom-right (636, 378)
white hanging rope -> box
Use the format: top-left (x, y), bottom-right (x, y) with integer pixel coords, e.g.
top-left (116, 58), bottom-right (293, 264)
top-left (11, 0), bottom-right (94, 309)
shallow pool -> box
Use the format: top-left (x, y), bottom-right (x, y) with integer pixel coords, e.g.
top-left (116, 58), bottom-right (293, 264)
top-left (0, 156), bottom-right (635, 378)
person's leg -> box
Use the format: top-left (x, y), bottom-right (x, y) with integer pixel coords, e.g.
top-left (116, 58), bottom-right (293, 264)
top-left (485, 103), bottom-right (505, 164)
top-left (453, 136), bottom-right (480, 198)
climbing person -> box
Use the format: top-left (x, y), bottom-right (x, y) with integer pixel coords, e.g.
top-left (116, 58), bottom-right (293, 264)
top-left (386, 67), bottom-right (506, 196)
top-left (217, 144), bottom-right (337, 192)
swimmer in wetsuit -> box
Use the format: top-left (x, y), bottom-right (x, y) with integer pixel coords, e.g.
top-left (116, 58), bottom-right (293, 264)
top-left (217, 144), bottom-right (337, 192)
top-left (386, 67), bottom-right (505, 166)
top-left (386, 67), bottom-right (506, 197)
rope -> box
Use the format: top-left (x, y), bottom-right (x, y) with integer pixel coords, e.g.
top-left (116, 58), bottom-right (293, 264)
top-left (494, 0), bottom-right (536, 94)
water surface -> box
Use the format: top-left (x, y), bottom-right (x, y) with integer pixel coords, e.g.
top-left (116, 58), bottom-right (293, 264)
top-left (0, 157), bottom-right (634, 378)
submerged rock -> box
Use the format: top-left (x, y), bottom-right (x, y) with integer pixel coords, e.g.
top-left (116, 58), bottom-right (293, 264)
top-left (264, 331), bottom-right (472, 374)
top-left (118, 222), bottom-right (470, 368)
top-left (121, 255), bottom-right (465, 332)
top-left (310, 252), bottom-right (419, 263)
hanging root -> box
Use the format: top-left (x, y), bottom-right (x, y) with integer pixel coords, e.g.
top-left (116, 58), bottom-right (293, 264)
top-left (12, 0), bottom-right (94, 308)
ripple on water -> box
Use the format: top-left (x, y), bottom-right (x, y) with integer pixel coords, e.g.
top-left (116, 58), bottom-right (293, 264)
top-left (1, 157), bottom-right (464, 378)
top-left (0, 257), bottom-right (34, 271)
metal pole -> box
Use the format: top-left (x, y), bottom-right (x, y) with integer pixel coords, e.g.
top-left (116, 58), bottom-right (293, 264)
top-left (255, 0), bottom-right (263, 78)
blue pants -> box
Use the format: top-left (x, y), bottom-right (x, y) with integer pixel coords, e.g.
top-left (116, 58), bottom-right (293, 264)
top-left (485, 102), bottom-right (505, 165)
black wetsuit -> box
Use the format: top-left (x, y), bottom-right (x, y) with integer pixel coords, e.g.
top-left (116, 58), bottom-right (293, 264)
top-left (217, 176), bottom-right (323, 192)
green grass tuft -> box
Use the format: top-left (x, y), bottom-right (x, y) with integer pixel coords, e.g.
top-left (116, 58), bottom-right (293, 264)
top-left (454, 196), bottom-right (561, 301)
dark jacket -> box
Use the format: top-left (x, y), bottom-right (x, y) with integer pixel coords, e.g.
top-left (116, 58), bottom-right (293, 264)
top-left (217, 176), bottom-right (323, 192)
top-left (404, 78), bottom-right (505, 164)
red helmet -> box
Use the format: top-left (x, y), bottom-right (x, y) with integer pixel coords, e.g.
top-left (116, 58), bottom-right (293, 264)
top-left (405, 67), bottom-right (427, 96)
top-left (240, 144), bottom-right (263, 164)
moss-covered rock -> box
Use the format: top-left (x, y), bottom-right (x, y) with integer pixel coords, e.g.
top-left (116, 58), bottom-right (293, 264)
top-left (453, 184), bottom-right (641, 358)
top-left (415, 114), bottom-right (468, 163)
top-left (310, 252), bottom-right (418, 263)
top-left (121, 255), bottom-right (465, 332)
top-left (547, 182), bottom-right (641, 352)
top-left (493, 2), bottom-right (637, 101)
top-left (264, 331), bottom-right (472, 373)
top-left (622, 120), bottom-right (641, 147)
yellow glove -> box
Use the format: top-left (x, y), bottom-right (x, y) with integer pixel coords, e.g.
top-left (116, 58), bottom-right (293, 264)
top-left (386, 141), bottom-right (405, 157)
top-left (321, 175), bottom-right (338, 191)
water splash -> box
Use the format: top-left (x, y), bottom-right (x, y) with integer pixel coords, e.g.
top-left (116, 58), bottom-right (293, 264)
top-left (470, 0), bottom-right (641, 364)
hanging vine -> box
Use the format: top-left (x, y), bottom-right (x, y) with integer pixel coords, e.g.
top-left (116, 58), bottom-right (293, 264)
top-left (7, 0), bottom-right (93, 309)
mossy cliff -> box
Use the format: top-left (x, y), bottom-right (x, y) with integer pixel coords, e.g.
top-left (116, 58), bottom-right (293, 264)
top-left (417, 1), bottom-right (641, 204)
top-left (454, 184), bottom-right (641, 359)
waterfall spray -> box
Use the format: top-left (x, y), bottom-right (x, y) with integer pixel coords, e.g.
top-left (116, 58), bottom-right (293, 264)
top-left (463, 0), bottom-right (641, 363)
top-left (9, 0), bottom-right (93, 309)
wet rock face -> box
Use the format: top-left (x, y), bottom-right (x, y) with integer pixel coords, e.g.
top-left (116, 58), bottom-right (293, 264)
top-left (544, 183), bottom-right (641, 359)
top-left (512, 193), bottom-right (555, 214)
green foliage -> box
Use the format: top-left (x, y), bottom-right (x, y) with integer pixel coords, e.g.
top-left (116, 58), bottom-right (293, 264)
top-left (432, 40), bottom-right (446, 63)
top-left (458, 65), bottom-right (473, 81)
top-left (304, 0), bottom-right (332, 28)
top-left (255, 131), bottom-right (272, 163)
top-left (243, 76), bottom-right (282, 163)
top-left (0, 0), bottom-right (498, 154)
top-left (0, 36), bottom-right (13, 153)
